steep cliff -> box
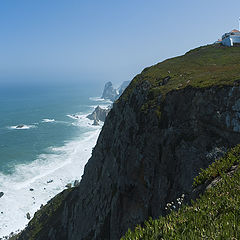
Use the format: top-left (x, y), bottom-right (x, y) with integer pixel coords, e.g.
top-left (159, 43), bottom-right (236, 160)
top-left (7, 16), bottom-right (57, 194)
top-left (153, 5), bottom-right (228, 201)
top-left (18, 45), bottom-right (240, 240)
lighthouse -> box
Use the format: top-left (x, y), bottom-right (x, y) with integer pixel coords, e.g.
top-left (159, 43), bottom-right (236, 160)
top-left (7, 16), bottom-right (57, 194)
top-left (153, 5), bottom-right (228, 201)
top-left (221, 19), bottom-right (240, 46)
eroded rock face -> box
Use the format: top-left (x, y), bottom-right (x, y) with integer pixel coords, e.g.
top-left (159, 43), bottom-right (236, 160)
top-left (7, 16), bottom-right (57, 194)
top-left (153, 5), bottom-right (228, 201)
top-left (18, 83), bottom-right (240, 240)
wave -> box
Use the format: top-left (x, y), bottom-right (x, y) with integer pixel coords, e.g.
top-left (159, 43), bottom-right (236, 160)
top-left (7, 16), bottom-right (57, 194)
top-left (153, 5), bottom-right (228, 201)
top-left (66, 114), bottom-right (81, 120)
top-left (66, 113), bottom-right (103, 128)
top-left (42, 119), bottom-right (55, 123)
top-left (90, 104), bottom-right (111, 110)
top-left (89, 96), bottom-right (112, 104)
top-left (0, 128), bottom-right (101, 238)
top-left (89, 96), bottom-right (105, 101)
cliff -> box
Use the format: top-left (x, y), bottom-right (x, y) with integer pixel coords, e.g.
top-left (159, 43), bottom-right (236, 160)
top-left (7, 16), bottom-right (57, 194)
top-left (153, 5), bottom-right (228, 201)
top-left (122, 145), bottom-right (240, 239)
top-left (17, 45), bottom-right (240, 240)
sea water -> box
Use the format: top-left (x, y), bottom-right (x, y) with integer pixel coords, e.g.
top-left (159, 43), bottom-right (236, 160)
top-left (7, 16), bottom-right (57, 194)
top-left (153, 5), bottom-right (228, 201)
top-left (0, 81), bottom-right (110, 237)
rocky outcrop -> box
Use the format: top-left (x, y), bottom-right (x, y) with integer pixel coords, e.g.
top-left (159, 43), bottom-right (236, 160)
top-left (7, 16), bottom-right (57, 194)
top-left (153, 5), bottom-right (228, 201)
top-left (26, 213), bottom-right (31, 220)
top-left (187, 164), bottom-right (239, 204)
top-left (16, 125), bottom-right (24, 129)
top-left (87, 106), bottom-right (110, 122)
top-left (101, 81), bottom-right (130, 101)
top-left (101, 82), bottom-right (118, 101)
top-left (92, 119), bottom-right (100, 126)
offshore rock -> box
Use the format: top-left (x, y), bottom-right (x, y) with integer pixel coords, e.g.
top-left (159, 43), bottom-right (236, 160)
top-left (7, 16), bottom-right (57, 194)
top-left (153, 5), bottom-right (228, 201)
top-left (92, 119), bottom-right (100, 126)
top-left (101, 82), bottom-right (118, 101)
top-left (26, 213), bottom-right (31, 220)
top-left (73, 180), bottom-right (80, 187)
top-left (87, 105), bottom-right (110, 122)
top-left (101, 81), bottom-right (130, 101)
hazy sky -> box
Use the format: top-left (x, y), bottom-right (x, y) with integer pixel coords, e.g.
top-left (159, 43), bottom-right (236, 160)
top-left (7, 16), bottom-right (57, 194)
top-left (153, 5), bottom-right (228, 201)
top-left (0, 0), bottom-right (240, 85)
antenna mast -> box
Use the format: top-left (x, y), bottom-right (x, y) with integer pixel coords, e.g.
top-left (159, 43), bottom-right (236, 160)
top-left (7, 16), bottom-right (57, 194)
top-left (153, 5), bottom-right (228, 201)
top-left (239, 17), bottom-right (240, 31)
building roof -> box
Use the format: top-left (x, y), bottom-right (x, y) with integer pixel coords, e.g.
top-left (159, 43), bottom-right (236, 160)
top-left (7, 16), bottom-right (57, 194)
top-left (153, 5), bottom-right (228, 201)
top-left (231, 29), bottom-right (240, 33)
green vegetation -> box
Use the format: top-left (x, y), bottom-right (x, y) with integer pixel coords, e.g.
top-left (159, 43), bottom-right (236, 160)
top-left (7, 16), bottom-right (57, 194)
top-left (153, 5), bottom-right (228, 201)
top-left (194, 145), bottom-right (240, 187)
top-left (121, 145), bottom-right (240, 239)
top-left (122, 45), bottom-right (240, 114)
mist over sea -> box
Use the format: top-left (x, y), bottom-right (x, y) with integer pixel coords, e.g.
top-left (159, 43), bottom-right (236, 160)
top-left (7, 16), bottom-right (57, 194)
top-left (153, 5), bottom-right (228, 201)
top-left (0, 81), bottom-right (108, 237)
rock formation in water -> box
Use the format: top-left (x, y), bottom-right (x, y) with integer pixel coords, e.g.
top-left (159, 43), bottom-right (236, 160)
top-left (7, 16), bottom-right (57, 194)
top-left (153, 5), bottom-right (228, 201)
top-left (87, 106), bottom-right (110, 123)
top-left (101, 82), bottom-right (118, 101)
top-left (17, 45), bottom-right (240, 240)
top-left (101, 81), bottom-right (130, 101)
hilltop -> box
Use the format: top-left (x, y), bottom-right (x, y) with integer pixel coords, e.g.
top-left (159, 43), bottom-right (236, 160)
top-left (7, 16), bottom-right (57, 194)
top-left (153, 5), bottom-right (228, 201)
top-left (123, 44), bottom-right (240, 113)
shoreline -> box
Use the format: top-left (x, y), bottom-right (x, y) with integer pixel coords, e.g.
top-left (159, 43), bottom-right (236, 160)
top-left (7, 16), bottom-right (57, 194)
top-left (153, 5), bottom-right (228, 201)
top-left (0, 126), bottom-right (101, 238)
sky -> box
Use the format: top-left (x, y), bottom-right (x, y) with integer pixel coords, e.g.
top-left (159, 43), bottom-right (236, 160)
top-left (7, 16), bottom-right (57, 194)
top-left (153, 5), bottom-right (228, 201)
top-left (0, 0), bottom-right (240, 86)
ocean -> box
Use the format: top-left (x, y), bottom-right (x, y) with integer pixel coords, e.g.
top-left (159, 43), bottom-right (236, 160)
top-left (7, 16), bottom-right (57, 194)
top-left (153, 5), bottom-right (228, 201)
top-left (0, 81), bottom-right (110, 237)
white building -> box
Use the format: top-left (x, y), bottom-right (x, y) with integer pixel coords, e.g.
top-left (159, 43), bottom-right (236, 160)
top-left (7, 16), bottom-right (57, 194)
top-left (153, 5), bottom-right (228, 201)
top-left (221, 29), bottom-right (240, 47)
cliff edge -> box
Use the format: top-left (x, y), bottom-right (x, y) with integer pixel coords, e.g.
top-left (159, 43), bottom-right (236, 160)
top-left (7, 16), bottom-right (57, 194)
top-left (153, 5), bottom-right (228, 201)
top-left (17, 45), bottom-right (240, 240)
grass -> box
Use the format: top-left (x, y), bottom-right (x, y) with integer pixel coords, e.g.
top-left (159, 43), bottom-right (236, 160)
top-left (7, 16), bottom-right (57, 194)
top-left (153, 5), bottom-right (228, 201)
top-left (121, 45), bottom-right (240, 115)
top-left (121, 145), bottom-right (240, 240)
top-left (193, 144), bottom-right (240, 187)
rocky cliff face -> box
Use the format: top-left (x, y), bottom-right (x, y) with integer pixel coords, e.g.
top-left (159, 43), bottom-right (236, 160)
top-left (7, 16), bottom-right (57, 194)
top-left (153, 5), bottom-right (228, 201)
top-left (18, 46), bottom-right (240, 240)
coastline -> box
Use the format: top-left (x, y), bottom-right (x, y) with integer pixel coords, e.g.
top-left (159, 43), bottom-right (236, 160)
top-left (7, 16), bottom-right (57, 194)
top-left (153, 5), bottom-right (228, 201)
top-left (0, 116), bottom-right (102, 238)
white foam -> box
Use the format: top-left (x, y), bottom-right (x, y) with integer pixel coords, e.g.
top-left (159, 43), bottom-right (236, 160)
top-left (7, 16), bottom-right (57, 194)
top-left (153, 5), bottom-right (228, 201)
top-left (9, 125), bottom-right (36, 130)
top-left (0, 127), bottom-right (101, 238)
top-left (42, 119), bottom-right (55, 123)
top-left (89, 96), bottom-right (105, 101)
top-left (89, 96), bottom-right (112, 104)
top-left (67, 114), bottom-right (81, 120)
top-left (90, 104), bottom-right (111, 110)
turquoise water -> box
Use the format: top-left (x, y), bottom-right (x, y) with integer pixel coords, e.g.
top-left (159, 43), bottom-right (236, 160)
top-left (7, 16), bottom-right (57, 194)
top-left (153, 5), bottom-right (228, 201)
top-left (0, 81), bottom-right (101, 174)
top-left (0, 80), bottom-right (111, 237)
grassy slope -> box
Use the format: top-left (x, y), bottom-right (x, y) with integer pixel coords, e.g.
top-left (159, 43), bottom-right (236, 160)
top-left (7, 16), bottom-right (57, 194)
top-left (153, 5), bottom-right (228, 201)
top-left (122, 44), bottom-right (240, 113)
top-left (121, 145), bottom-right (240, 240)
